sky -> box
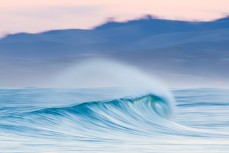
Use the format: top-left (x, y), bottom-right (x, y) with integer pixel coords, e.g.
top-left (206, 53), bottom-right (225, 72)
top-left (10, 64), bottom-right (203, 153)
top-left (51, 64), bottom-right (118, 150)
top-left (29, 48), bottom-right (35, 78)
top-left (0, 0), bottom-right (229, 35)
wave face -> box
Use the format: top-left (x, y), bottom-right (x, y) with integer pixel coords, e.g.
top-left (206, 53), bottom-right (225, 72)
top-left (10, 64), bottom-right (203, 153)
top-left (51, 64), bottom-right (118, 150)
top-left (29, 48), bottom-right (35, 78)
top-left (1, 88), bottom-right (229, 153)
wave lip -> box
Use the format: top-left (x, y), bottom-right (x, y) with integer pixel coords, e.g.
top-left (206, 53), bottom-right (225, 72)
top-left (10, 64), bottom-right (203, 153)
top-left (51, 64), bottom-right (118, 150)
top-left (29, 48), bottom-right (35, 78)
top-left (31, 94), bottom-right (173, 118)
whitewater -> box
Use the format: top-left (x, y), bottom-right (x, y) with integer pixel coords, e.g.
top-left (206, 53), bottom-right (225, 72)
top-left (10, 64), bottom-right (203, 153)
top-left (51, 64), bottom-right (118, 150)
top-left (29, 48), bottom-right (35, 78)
top-left (0, 60), bottom-right (229, 152)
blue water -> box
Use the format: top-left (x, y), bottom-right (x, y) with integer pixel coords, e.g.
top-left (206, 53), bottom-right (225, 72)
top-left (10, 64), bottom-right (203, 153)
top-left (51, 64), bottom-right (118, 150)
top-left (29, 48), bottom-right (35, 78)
top-left (0, 88), bottom-right (229, 153)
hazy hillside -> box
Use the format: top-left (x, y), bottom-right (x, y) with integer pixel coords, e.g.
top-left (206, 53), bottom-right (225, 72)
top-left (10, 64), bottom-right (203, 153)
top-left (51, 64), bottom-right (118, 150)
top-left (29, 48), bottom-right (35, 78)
top-left (1, 15), bottom-right (229, 87)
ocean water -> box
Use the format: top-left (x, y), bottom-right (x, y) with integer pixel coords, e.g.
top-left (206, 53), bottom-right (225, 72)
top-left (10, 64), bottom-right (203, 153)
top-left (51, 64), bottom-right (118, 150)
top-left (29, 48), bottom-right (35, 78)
top-left (0, 88), bottom-right (229, 153)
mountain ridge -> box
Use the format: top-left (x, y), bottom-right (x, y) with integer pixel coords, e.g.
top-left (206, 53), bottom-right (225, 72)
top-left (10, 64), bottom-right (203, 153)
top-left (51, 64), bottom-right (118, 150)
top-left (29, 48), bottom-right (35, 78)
top-left (2, 15), bottom-right (229, 39)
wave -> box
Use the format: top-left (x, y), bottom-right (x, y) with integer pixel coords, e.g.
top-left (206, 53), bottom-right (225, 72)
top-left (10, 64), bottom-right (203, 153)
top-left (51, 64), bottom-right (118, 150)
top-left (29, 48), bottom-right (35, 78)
top-left (1, 93), bottom-right (180, 139)
top-left (4, 92), bottom-right (224, 140)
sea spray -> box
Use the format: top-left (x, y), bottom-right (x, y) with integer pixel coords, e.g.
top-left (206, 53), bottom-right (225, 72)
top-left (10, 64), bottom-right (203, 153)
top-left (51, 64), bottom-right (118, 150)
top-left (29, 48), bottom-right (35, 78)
top-left (53, 58), bottom-right (174, 102)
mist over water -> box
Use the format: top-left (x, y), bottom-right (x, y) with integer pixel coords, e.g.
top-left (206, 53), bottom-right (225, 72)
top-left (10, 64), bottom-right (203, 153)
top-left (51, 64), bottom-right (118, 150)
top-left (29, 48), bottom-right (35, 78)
top-left (52, 58), bottom-right (172, 99)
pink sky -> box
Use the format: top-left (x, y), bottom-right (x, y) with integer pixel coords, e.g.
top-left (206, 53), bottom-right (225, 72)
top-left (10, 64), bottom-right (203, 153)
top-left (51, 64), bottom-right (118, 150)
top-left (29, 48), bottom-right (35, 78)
top-left (0, 0), bottom-right (229, 35)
